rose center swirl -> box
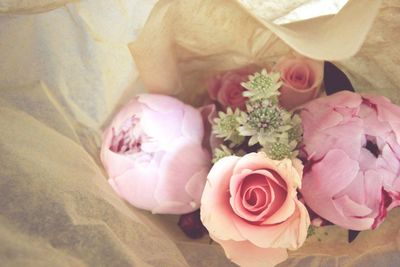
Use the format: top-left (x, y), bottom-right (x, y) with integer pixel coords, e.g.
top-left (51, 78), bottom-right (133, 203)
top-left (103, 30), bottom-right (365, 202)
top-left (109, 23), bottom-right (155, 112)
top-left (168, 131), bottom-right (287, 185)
top-left (231, 171), bottom-right (288, 224)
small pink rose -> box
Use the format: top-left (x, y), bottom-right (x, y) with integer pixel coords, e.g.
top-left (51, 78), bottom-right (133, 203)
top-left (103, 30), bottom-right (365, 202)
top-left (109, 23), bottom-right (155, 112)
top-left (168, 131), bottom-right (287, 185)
top-left (208, 66), bottom-right (259, 111)
top-left (273, 55), bottom-right (323, 110)
top-left (101, 94), bottom-right (211, 214)
top-left (201, 153), bottom-right (310, 267)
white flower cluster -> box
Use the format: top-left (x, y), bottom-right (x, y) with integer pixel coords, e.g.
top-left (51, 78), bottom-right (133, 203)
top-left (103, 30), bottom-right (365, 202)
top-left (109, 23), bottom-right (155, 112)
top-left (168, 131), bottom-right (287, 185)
top-left (212, 69), bottom-right (302, 161)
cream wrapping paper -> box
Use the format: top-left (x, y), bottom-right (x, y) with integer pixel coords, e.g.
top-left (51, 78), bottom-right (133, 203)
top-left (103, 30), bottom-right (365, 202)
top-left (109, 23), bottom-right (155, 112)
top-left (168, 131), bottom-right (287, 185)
top-left (1, 0), bottom-right (400, 266)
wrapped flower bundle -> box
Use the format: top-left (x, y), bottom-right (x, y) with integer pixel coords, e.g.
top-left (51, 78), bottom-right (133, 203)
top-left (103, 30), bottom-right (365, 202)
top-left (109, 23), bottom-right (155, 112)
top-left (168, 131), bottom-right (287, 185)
top-left (100, 53), bottom-right (400, 266)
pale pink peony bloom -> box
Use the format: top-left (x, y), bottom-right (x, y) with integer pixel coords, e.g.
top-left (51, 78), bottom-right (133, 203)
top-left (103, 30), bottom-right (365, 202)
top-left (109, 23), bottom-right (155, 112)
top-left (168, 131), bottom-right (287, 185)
top-left (272, 55), bottom-right (323, 110)
top-left (101, 94), bottom-right (211, 214)
top-left (208, 65), bottom-right (259, 111)
top-left (200, 152), bottom-right (310, 267)
top-left (300, 91), bottom-right (400, 230)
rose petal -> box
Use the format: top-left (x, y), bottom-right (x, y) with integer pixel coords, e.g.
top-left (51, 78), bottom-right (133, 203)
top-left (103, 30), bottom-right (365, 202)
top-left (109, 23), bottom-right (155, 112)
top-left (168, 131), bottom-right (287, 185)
top-left (212, 236), bottom-right (288, 267)
top-left (200, 156), bottom-right (244, 241)
top-left (230, 168), bottom-right (295, 224)
top-left (230, 173), bottom-right (271, 222)
top-left (286, 64), bottom-right (310, 90)
top-left (233, 153), bottom-right (297, 189)
top-left (273, 56), bottom-right (323, 110)
top-left (232, 200), bottom-right (309, 249)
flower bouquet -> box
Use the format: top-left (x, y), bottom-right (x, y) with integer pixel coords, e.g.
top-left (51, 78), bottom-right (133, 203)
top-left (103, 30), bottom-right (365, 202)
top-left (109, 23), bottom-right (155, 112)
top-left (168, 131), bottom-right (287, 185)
top-left (101, 47), bottom-right (400, 266)
top-left (98, 0), bottom-right (400, 266)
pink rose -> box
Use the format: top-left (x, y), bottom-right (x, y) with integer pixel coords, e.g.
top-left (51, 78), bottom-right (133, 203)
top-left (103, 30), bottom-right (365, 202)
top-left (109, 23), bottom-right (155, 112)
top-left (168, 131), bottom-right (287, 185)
top-left (101, 94), bottom-right (211, 214)
top-left (300, 91), bottom-right (400, 230)
top-left (208, 66), bottom-right (259, 110)
top-left (272, 55), bottom-right (323, 110)
top-left (201, 153), bottom-right (310, 267)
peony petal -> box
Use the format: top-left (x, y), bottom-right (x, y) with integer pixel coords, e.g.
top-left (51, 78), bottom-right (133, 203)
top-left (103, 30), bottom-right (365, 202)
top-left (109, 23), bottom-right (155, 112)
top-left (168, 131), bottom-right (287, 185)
top-left (323, 123), bottom-right (364, 160)
top-left (181, 105), bottom-right (204, 142)
top-left (101, 131), bottom-right (135, 178)
top-left (212, 236), bottom-right (288, 267)
top-left (364, 94), bottom-right (400, 144)
top-left (363, 170), bottom-right (384, 216)
top-left (381, 143), bottom-right (400, 173)
top-left (333, 194), bottom-right (373, 218)
top-left (100, 98), bottom-right (143, 178)
top-left (313, 91), bottom-right (362, 108)
top-left (301, 150), bottom-right (376, 230)
top-left (303, 149), bottom-right (359, 198)
top-left (151, 201), bottom-right (193, 214)
top-left (200, 156), bottom-right (244, 241)
top-left (155, 138), bottom-right (210, 213)
top-left (138, 94), bottom-right (184, 113)
top-left (140, 105), bottom-right (183, 148)
top-left (108, 166), bottom-right (159, 212)
top-left (185, 168), bottom-right (209, 202)
top-left (359, 104), bottom-right (392, 138)
top-left (358, 147), bottom-right (378, 171)
top-left (105, 97), bottom-right (143, 132)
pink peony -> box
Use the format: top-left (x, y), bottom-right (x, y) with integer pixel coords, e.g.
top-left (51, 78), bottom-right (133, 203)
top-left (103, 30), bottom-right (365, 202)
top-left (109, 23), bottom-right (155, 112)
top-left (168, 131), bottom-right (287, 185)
top-left (101, 94), bottom-right (211, 214)
top-left (200, 152), bottom-right (310, 267)
top-left (272, 55), bottom-right (323, 110)
top-left (300, 91), bottom-right (400, 230)
top-left (208, 66), bottom-right (259, 111)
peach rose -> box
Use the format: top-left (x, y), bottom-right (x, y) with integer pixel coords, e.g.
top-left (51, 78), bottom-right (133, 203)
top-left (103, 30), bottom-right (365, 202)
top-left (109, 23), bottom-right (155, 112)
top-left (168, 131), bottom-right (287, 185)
top-left (272, 55), bottom-right (323, 110)
top-left (200, 152), bottom-right (310, 267)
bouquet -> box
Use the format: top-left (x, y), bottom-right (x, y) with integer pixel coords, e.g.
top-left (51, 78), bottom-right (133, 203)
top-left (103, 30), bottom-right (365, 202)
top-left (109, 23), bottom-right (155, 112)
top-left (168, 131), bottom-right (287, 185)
top-left (100, 53), bottom-right (400, 267)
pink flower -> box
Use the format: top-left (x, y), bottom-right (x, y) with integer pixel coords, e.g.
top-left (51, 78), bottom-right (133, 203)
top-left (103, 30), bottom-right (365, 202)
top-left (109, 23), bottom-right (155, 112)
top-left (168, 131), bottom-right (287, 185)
top-left (199, 104), bottom-right (222, 153)
top-left (272, 55), bottom-right (323, 110)
top-left (101, 94), bottom-right (211, 214)
top-left (208, 66), bottom-right (259, 110)
top-left (300, 91), bottom-right (400, 231)
top-left (200, 153), bottom-right (310, 267)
